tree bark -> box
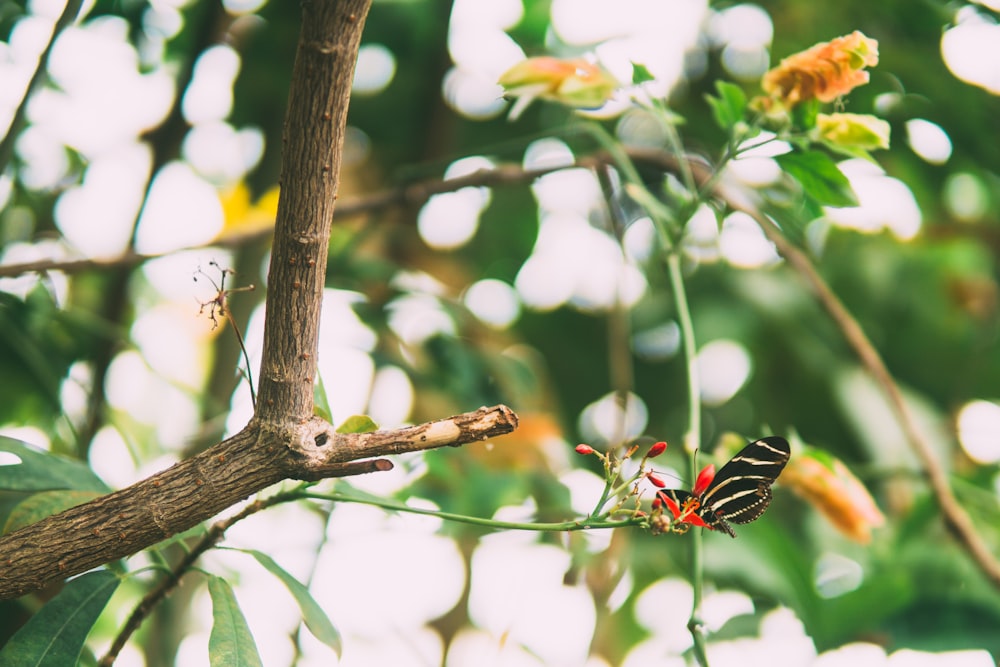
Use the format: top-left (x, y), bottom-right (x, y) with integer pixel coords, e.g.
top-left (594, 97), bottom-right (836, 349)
top-left (256, 0), bottom-right (370, 424)
top-left (0, 406), bottom-right (517, 600)
top-left (0, 0), bottom-right (520, 601)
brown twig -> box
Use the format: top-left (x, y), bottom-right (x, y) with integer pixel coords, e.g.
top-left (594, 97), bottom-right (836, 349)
top-left (617, 148), bottom-right (1000, 588)
top-left (0, 0), bottom-right (84, 174)
top-left (195, 261), bottom-right (258, 407)
top-left (0, 158), bottom-right (607, 279)
top-left (720, 190), bottom-right (1000, 588)
top-left (98, 489), bottom-right (298, 666)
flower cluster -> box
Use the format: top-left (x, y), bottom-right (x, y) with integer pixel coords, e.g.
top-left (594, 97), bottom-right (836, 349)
top-left (574, 440), bottom-right (669, 522)
top-left (752, 31), bottom-right (890, 152)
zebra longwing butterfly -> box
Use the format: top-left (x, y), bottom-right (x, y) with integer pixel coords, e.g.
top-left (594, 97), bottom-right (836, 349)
top-left (656, 436), bottom-right (790, 538)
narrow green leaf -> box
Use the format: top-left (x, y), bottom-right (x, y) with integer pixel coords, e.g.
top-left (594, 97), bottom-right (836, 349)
top-left (631, 61), bottom-right (655, 84)
top-left (208, 577), bottom-right (263, 667)
top-left (0, 570), bottom-right (119, 667)
top-left (4, 490), bottom-right (102, 535)
top-left (775, 150), bottom-right (859, 207)
top-left (313, 373), bottom-right (332, 423)
top-left (335, 414), bottom-right (379, 434)
top-left (244, 549), bottom-right (342, 655)
top-left (0, 437), bottom-right (110, 493)
top-left (706, 80), bottom-right (747, 130)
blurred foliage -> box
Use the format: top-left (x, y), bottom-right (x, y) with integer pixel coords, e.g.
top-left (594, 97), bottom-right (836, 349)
top-left (1, 0), bottom-right (1000, 665)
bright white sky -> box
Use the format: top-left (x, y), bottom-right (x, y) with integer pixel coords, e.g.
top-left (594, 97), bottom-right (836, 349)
top-left (1, 1), bottom-right (999, 666)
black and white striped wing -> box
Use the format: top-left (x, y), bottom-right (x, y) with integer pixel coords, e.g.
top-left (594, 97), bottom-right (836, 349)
top-left (700, 436), bottom-right (790, 526)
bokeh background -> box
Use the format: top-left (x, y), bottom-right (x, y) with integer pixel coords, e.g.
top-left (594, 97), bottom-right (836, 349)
top-left (2, 0), bottom-right (1000, 665)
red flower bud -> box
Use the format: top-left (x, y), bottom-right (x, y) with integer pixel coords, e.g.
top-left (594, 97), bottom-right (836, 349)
top-left (646, 441), bottom-right (667, 458)
top-left (647, 473), bottom-right (667, 488)
top-left (575, 444), bottom-right (595, 455)
top-left (693, 464), bottom-right (716, 496)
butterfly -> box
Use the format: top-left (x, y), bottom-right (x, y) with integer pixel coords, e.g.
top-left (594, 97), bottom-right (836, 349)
top-left (656, 436), bottom-right (790, 538)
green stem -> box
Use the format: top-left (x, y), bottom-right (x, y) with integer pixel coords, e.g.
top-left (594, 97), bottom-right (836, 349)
top-left (297, 491), bottom-right (644, 532)
top-left (697, 128), bottom-right (777, 199)
top-left (667, 254), bottom-right (701, 457)
top-left (590, 476), bottom-right (617, 518)
top-left (655, 101), bottom-right (698, 202)
top-left (667, 250), bottom-right (708, 666)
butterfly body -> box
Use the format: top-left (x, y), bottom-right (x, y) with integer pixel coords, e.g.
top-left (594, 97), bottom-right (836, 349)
top-left (657, 436), bottom-right (790, 538)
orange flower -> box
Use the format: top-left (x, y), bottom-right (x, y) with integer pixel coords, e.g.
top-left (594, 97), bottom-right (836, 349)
top-left (498, 57), bottom-right (617, 120)
top-left (762, 31), bottom-right (879, 107)
top-left (781, 448), bottom-right (885, 543)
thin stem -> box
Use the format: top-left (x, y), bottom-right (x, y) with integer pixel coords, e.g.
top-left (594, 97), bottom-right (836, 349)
top-left (596, 165), bottom-right (637, 451)
top-left (297, 491), bottom-right (643, 532)
top-left (654, 100), bottom-right (698, 204)
top-left (590, 476), bottom-right (618, 518)
top-left (224, 310), bottom-right (257, 408)
top-left (667, 251), bottom-right (708, 666)
top-left (666, 254), bottom-right (701, 458)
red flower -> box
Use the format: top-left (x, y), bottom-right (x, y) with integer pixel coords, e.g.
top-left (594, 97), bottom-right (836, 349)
top-left (647, 472), bottom-right (667, 488)
top-left (658, 491), bottom-right (711, 529)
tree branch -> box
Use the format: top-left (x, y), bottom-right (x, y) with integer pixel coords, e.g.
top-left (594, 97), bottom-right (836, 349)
top-left (254, 0), bottom-right (372, 424)
top-left (717, 187), bottom-right (1000, 588)
top-left (0, 0), bottom-right (84, 175)
top-left (0, 404), bottom-right (517, 600)
top-left (0, 158), bottom-right (603, 279)
top-left (0, 0), bottom-right (524, 602)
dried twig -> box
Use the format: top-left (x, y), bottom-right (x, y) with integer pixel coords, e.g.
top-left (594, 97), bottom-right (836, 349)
top-left (195, 261), bottom-right (258, 406)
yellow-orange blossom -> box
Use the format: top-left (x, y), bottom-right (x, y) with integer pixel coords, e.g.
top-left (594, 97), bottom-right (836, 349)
top-left (762, 31), bottom-right (879, 106)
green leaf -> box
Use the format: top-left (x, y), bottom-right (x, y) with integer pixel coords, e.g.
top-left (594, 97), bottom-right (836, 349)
top-left (631, 61), bottom-right (655, 84)
top-left (336, 414), bottom-right (379, 434)
top-left (243, 549), bottom-right (342, 655)
top-left (791, 97), bottom-right (820, 129)
top-left (705, 80), bottom-right (747, 130)
top-left (313, 373), bottom-right (332, 423)
top-left (0, 437), bottom-right (110, 493)
top-left (775, 150), bottom-right (858, 208)
top-left (0, 570), bottom-right (119, 667)
top-left (4, 490), bottom-right (103, 535)
top-left (208, 577), bottom-right (263, 667)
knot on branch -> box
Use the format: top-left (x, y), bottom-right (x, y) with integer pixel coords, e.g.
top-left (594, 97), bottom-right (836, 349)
top-left (280, 417), bottom-right (342, 465)
top-left (277, 405), bottom-right (520, 482)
